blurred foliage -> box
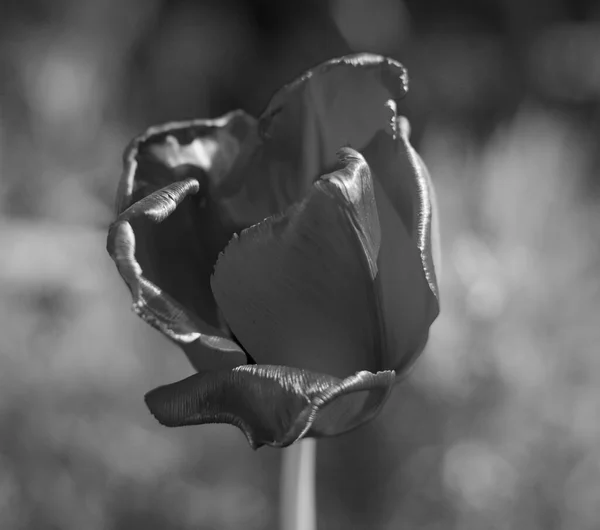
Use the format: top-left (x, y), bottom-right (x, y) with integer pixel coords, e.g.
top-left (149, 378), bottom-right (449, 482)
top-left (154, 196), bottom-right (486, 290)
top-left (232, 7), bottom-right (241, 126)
top-left (1, 0), bottom-right (600, 528)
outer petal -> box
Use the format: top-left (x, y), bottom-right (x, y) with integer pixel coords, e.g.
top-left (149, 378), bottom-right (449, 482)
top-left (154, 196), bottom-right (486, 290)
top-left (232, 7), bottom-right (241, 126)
top-left (144, 365), bottom-right (395, 449)
top-left (366, 116), bottom-right (440, 295)
top-left (362, 115), bottom-right (440, 372)
top-left (211, 149), bottom-right (383, 379)
top-left (107, 178), bottom-right (247, 370)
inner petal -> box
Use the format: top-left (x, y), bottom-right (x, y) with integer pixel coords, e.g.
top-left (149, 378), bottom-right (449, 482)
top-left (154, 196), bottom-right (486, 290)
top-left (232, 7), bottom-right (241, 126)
top-left (263, 55), bottom-right (407, 176)
top-left (211, 151), bottom-right (383, 379)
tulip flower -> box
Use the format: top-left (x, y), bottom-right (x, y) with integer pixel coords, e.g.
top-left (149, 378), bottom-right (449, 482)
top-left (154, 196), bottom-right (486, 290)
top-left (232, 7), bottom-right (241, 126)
top-left (107, 53), bottom-right (440, 452)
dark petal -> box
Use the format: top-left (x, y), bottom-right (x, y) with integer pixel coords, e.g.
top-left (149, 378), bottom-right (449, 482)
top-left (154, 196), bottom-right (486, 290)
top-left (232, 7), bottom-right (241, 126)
top-left (224, 54), bottom-right (409, 222)
top-left (261, 54), bottom-right (408, 162)
top-left (144, 365), bottom-right (396, 449)
top-left (362, 117), bottom-right (440, 373)
top-left (403, 124), bottom-right (442, 296)
top-left (211, 150), bottom-right (383, 378)
top-left (365, 116), bottom-right (440, 293)
top-left (107, 179), bottom-right (247, 371)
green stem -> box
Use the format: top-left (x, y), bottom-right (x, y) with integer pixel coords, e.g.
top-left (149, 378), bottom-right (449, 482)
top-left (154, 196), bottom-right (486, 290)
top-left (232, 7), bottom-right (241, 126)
top-left (280, 438), bottom-right (317, 530)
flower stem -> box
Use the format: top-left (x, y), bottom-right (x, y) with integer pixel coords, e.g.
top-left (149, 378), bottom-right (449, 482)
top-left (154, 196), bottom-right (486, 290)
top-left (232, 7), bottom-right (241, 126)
top-left (280, 438), bottom-right (317, 530)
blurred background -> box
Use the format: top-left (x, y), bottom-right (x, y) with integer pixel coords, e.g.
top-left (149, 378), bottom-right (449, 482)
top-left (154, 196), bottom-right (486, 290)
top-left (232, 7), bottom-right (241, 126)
top-left (1, 0), bottom-right (600, 528)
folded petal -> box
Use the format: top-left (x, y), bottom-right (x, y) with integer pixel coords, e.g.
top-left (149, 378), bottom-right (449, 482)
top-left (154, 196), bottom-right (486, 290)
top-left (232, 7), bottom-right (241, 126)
top-left (144, 365), bottom-right (396, 449)
top-left (362, 116), bottom-right (440, 372)
top-left (211, 149), bottom-right (383, 378)
top-left (107, 179), bottom-right (247, 370)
